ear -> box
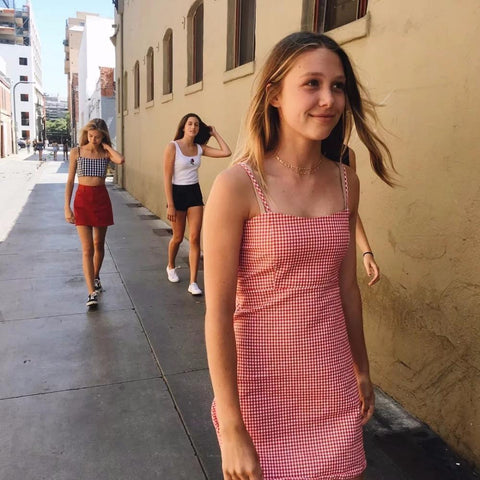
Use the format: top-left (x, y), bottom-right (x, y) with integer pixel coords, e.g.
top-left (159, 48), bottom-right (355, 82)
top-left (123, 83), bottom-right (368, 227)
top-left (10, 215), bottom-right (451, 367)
top-left (266, 83), bottom-right (281, 108)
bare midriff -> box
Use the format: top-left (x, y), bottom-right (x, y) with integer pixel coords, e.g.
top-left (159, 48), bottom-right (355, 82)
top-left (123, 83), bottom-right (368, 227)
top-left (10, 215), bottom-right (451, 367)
top-left (77, 176), bottom-right (106, 187)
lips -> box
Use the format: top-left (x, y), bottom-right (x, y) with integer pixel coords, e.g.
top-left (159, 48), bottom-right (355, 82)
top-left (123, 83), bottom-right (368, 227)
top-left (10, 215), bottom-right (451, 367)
top-left (310, 113), bottom-right (336, 119)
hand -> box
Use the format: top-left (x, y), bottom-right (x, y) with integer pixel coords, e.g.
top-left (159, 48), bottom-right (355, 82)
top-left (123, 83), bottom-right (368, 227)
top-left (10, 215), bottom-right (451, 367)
top-left (220, 426), bottom-right (263, 480)
top-left (65, 207), bottom-right (75, 224)
top-left (209, 125), bottom-right (218, 136)
top-left (357, 373), bottom-right (375, 425)
top-left (167, 205), bottom-right (176, 223)
top-left (363, 254), bottom-right (380, 286)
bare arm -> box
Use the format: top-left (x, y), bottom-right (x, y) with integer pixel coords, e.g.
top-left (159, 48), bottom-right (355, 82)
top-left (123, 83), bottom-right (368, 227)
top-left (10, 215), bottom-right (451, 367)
top-left (163, 143), bottom-right (176, 223)
top-left (102, 143), bottom-right (125, 164)
top-left (204, 166), bottom-right (263, 480)
top-left (202, 126), bottom-right (232, 158)
top-left (339, 167), bottom-right (375, 425)
top-left (349, 149), bottom-right (380, 285)
top-left (64, 147), bottom-right (79, 223)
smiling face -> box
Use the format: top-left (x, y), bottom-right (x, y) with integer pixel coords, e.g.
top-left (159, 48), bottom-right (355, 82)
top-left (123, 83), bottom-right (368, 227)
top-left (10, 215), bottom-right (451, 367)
top-left (87, 129), bottom-right (104, 146)
top-left (271, 47), bottom-right (346, 144)
top-left (183, 116), bottom-right (200, 139)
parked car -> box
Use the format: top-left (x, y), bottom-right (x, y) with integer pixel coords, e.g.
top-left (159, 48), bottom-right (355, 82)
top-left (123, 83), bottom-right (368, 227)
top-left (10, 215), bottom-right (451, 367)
top-left (17, 139), bottom-right (26, 148)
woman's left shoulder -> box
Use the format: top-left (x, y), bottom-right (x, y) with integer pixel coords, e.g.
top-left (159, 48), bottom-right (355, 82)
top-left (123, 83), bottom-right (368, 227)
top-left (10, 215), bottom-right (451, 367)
top-left (343, 163), bottom-right (358, 184)
top-left (341, 164), bottom-right (359, 211)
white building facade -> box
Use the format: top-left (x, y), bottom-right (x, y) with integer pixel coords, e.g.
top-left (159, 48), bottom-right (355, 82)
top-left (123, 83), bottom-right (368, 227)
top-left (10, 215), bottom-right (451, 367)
top-left (77, 15), bottom-right (114, 139)
top-left (0, 1), bottom-right (44, 147)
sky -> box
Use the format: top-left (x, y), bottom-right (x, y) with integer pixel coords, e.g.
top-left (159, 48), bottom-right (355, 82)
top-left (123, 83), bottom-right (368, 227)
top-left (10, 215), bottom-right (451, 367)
top-left (31, 0), bottom-right (115, 99)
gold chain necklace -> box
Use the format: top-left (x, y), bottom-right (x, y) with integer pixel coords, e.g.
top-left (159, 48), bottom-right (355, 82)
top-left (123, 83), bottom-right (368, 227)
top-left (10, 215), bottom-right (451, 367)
top-left (275, 154), bottom-right (324, 175)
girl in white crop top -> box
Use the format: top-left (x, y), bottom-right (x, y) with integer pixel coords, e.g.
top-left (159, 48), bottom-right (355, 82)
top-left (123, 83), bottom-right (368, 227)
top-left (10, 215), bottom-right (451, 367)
top-left (163, 113), bottom-right (231, 296)
top-left (170, 141), bottom-right (203, 185)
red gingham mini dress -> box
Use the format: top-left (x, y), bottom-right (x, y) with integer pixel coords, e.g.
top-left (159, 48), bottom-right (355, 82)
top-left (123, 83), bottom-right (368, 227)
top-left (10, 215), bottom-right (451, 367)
top-left (212, 162), bottom-right (366, 480)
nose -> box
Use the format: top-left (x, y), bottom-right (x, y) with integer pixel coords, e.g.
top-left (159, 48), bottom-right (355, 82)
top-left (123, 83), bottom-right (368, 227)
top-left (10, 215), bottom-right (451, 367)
top-left (318, 86), bottom-right (335, 108)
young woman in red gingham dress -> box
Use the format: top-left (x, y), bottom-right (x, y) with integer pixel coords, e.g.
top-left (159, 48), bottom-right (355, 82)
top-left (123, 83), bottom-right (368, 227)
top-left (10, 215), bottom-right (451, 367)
top-left (204, 32), bottom-right (394, 480)
top-left (212, 162), bottom-right (364, 479)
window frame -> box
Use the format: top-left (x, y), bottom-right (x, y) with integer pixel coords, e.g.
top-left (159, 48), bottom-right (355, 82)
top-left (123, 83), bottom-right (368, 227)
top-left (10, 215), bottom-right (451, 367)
top-left (133, 61), bottom-right (140, 110)
top-left (187, 1), bottom-right (204, 86)
top-left (302, 0), bottom-right (368, 33)
top-left (234, 0), bottom-right (256, 68)
top-left (146, 47), bottom-right (154, 102)
top-left (123, 71), bottom-right (128, 113)
top-left (163, 29), bottom-right (173, 95)
top-left (21, 111), bottom-right (29, 126)
top-left (117, 77), bottom-right (121, 114)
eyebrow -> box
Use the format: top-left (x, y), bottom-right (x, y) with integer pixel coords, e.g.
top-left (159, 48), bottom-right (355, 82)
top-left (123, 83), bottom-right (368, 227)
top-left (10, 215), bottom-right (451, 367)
top-left (299, 72), bottom-right (346, 81)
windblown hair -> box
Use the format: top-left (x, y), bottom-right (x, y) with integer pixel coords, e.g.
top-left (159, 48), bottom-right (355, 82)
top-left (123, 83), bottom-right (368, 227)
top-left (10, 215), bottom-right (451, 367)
top-left (235, 31), bottom-right (395, 186)
top-left (174, 113), bottom-right (211, 145)
top-left (79, 118), bottom-right (112, 147)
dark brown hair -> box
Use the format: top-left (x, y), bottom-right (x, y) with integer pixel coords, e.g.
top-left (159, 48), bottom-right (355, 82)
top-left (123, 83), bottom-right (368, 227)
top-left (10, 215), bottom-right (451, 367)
top-left (174, 113), bottom-right (211, 145)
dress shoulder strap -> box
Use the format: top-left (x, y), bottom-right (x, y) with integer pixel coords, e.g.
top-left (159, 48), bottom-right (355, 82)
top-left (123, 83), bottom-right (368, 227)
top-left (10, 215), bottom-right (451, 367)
top-left (341, 163), bottom-right (349, 210)
top-left (239, 162), bottom-right (271, 213)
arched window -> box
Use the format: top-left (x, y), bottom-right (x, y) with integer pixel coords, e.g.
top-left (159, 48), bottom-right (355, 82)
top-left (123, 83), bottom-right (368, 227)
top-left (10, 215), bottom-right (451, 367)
top-left (227, 0), bottom-right (256, 70)
top-left (134, 61), bottom-right (140, 109)
top-left (163, 29), bottom-right (173, 95)
top-left (146, 47), bottom-right (154, 102)
top-left (123, 71), bottom-right (128, 112)
top-left (302, 0), bottom-right (368, 32)
top-left (187, 1), bottom-right (203, 85)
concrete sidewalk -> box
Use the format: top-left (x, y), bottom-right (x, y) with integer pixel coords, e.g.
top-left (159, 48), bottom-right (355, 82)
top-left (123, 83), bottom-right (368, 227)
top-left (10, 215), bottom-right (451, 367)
top-left (0, 159), bottom-right (478, 479)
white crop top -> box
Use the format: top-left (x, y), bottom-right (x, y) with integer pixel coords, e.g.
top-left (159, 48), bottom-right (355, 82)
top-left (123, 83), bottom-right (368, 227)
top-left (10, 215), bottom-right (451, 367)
top-left (171, 141), bottom-right (203, 185)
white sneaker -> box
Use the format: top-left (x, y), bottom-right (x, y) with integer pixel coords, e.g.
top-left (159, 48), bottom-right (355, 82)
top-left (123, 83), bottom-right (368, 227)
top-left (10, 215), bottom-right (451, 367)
top-left (188, 282), bottom-right (203, 296)
top-left (166, 266), bottom-right (180, 283)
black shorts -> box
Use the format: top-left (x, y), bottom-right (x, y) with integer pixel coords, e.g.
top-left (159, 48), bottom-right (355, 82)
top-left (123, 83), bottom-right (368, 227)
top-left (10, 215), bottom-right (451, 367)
top-left (172, 183), bottom-right (204, 211)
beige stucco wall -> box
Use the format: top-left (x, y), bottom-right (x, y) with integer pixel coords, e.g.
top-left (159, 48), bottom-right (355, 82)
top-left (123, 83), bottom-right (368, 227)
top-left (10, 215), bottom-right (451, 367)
top-left (115, 0), bottom-right (480, 467)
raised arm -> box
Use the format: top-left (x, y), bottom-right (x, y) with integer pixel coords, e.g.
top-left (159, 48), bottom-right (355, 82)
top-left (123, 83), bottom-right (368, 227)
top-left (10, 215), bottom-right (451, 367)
top-left (338, 167), bottom-right (374, 426)
top-left (349, 148), bottom-right (380, 286)
top-left (102, 143), bottom-right (125, 165)
top-left (202, 126), bottom-right (232, 158)
top-left (204, 166), bottom-right (263, 480)
top-left (163, 142), bottom-right (177, 223)
top-left (64, 146), bottom-right (79, 224)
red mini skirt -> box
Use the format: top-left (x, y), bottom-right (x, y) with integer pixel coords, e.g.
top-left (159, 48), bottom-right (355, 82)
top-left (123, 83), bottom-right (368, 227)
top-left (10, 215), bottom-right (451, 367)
top-left (74, 184), bottom-right (113, 227)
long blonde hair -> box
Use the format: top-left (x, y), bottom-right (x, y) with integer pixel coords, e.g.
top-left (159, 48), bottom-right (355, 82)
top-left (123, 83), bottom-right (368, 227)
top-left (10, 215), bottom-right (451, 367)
top-left (234, 31), bottom-right (395, 187)
top-left (78, 118), bottom-right (112, 147)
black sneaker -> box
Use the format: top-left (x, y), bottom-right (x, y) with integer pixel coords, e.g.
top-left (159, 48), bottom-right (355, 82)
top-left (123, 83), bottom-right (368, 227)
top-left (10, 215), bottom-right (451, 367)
top-left (94, 277), bottom-right (103, 292)
top-left (86, 292), bottom-right (98, 307)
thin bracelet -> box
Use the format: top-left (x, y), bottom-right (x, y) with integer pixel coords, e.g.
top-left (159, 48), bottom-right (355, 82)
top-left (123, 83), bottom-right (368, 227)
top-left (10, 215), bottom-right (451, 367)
top-left (363, 251), bottom-right (374, 257)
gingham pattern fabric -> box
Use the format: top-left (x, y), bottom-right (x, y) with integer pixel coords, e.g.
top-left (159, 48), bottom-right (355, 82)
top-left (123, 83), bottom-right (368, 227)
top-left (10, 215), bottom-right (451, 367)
top-left (77, 154), bottom-right (110, 178)
top-left (212, 163), bottom-right (365, 480)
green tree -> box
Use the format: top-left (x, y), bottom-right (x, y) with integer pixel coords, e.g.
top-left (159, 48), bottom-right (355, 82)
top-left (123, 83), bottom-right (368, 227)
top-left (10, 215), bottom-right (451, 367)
top-left (46, 116), bottom-right (70, 141)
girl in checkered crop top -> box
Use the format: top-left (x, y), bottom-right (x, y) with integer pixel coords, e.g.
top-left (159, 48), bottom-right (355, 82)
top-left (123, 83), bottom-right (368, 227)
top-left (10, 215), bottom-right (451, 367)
top-left (64, 118), bottom-right (125, 308)
top-left (76, 153), bottom-right (110, 178)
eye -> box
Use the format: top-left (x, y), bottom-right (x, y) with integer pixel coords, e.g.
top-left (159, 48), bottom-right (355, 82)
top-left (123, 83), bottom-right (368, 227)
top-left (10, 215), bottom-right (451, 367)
top-left (305, 79), bottom-right (320, 88)
top-left (332, 82), bottom-right (346, 91)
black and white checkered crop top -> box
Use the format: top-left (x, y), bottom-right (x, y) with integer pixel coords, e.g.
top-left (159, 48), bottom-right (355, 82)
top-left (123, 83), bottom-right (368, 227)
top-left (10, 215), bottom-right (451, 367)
top-left (76, 147), bottom-right (110, 178)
